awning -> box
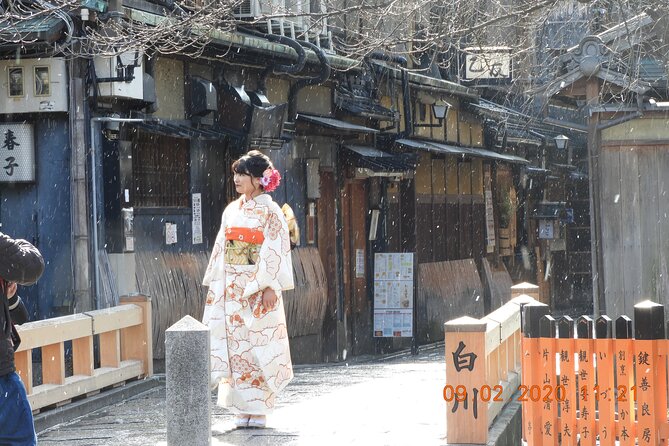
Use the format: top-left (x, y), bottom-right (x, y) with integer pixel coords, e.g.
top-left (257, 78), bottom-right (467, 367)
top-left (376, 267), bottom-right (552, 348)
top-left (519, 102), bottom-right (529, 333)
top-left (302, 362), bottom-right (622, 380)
top-left (133, 120), bottom-right (242, 141)
top-left (526, 166), bottom-right (551, 177)
top-left (395, 138), bottom-right (470, 156)
top-left (334, 89), bottom-right (398, 122)
top-left (0, 16), bottom-right (66, 43)
top-left (344, 145), bottom-right (416, 172)
top-left (297, 114), bottom-right (379, 134)
top-left (395, 138), bottom-right (529, 164)
top-left (466, 147), bottom-right (530, 164)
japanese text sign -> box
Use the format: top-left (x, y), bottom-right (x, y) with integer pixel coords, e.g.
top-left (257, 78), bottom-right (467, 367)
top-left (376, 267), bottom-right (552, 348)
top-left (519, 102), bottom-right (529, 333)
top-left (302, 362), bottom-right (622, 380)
top-left (0, 123), bottom-right (35, 182)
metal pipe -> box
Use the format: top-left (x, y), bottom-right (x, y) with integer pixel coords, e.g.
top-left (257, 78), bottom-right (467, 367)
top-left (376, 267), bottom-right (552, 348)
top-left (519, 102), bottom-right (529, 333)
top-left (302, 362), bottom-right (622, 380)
top-left (401, 69), bottom-right (412, 137)
top-left (542, 117), bottom-right (588, 133)
top-left (366, 50), bottom-right (408, 67)
top-left (288, 40), bottom-right (331, 121)
top-left (287, 42), bottom-right (331, 116)
top-left (238, 27), bottom-right (307, 87)
top-left (89, 117), bottom-right (158, 308)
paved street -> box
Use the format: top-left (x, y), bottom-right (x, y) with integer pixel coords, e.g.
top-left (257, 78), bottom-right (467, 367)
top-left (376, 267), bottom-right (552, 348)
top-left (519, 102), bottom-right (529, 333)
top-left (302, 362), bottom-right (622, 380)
top-left (37, 345), bottom-right (447, 446)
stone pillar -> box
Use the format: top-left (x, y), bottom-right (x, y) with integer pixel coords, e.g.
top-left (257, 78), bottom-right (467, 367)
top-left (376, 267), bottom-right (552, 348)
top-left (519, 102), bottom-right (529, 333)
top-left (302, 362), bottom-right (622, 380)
top-left (166, 316), bottom-right (211, 446)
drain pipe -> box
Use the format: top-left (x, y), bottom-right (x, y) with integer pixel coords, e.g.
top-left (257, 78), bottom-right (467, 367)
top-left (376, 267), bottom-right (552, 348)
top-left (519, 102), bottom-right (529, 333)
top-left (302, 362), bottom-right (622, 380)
top-left (238, 28), bottom-right (307, 94)
top-left (367, 50), bottom-right (408, 67)
top-left (287, 40), bottom-right (331, 121)
top-left (596, 110), bottom-right (643, 131)
top-left (89, 116), bottom-right (158, 308)
top-left (258, 34), bottom-right (306, 93)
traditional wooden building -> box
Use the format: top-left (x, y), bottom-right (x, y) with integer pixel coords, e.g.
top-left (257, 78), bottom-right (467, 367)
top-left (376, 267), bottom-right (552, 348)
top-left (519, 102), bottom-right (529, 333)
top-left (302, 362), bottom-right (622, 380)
top-left (540, 13), bottom-right (668, 318)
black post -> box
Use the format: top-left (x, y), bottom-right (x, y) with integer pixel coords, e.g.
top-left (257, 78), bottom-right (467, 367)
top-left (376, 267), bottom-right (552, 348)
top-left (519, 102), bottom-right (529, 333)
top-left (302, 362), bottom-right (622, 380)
top-left (595, 315), bottom-right (612, 339)
top-left (576, 315), bottom-right (593, 339)
top-left (615, 315), bottom-right (632, 339)
top-left (540, 315), bottom-right (557, 338)
top-left (558, 316), bottom-right (574, 339)
top-left (522, 301), bottom-right (550, 338)
top-left (634, 301), bottom-right (665, 340)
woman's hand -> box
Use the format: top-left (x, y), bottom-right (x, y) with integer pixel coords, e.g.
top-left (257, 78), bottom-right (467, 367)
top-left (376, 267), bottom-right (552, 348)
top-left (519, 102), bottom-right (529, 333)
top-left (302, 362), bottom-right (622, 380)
top-left (6, 282), bottom-right (16, 300)
top-left (262, 288), bottom-right (278, 311)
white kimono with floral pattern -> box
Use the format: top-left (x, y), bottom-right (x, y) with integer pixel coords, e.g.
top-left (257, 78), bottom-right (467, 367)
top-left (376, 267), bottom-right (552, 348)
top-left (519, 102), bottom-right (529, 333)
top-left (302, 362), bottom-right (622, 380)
top-left (202, 194), bottom-right (294, 414)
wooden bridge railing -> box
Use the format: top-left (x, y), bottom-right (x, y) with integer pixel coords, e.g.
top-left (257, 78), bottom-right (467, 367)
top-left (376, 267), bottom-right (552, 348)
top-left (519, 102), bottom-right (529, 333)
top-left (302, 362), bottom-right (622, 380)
top-left (521, 299), bottom-right (669, 446)
top-left (444, 293), bottom-right (537, 444)
top-left (14, 295), bottom-right (153, 412)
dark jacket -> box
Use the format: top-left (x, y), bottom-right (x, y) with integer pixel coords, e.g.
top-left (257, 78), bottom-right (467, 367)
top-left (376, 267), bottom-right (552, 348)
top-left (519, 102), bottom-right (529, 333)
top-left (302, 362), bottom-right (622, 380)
top-left (0, 232), bottom-right (44, 377)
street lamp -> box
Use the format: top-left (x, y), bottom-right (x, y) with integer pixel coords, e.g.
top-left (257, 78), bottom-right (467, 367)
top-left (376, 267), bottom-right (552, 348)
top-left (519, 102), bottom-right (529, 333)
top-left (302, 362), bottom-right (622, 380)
top-left (414, 99), bottom-right (452, 128)
top-left (431, 100), bottom-right (451, 123)
top-left (554, 134), bottom-right (571, 164)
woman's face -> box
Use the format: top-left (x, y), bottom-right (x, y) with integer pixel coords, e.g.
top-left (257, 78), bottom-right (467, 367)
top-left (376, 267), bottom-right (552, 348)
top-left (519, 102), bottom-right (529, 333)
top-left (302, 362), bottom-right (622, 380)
top-left (234, 172), bottom-right (259, 197)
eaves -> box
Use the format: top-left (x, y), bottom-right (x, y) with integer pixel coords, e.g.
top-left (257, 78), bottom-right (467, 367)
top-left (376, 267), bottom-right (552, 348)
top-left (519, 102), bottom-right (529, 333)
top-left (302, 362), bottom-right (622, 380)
top-left (125, 8), bottom-right (360, 71)
top-left (371, 61), bottom-right (479, 101)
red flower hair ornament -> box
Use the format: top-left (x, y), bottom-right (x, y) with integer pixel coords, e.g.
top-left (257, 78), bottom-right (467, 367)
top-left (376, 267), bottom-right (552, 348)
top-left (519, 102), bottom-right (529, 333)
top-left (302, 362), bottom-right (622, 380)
top-left (259, 168), bottom-right (281, 192)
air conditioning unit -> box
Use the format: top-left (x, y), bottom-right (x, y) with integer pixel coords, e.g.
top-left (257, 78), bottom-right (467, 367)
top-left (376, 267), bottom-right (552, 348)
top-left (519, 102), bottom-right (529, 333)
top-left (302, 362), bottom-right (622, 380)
top-left (235, 0), bottom-right (311, 38)
top-left (94, 51), bottom-right (144, 101)
top-left (0, 58), bottom-right (68, 114)
top-left (235, 0), bottom-right (286, 19)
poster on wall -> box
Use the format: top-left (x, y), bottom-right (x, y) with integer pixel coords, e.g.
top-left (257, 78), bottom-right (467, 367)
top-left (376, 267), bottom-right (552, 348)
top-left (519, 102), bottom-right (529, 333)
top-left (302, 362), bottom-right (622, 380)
top-left (373, 253), bottom-right (414, 337)
top-left (165, 222), bottom-right (178, 245)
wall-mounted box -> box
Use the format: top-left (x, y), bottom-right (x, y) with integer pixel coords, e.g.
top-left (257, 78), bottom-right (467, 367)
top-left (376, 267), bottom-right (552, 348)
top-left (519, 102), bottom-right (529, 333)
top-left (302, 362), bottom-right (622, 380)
top-left (0, 58), bottom-right (68, 114)
top-left (94, 51), bottom-right (144, 101)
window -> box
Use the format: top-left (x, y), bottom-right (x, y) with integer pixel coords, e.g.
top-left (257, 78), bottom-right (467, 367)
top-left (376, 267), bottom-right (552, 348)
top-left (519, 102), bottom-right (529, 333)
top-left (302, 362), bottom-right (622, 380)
top-left (8, 67), bottom-right (24, 97)
top-left (132, 131), bottom-right (190, 207)
top-left (34, 66), bottom-right (50, 96)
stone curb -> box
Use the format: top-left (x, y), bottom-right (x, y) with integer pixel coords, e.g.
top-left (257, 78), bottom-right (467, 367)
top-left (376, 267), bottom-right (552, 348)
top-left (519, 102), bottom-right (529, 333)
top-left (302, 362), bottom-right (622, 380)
top-left (35, 376), bottom-right (164, 434)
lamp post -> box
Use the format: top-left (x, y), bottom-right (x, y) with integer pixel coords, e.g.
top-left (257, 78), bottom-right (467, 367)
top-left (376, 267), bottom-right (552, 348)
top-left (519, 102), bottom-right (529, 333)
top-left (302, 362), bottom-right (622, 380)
top-left (554, 134), bottom-right (571, 164)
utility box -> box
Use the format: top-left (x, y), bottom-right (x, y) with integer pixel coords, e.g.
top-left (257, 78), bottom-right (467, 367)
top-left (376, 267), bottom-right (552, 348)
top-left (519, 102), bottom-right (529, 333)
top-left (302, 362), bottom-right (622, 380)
top-left (94, 51), bottom-right (144, 100)
top-left (0, 58), bottom-right (68, 113)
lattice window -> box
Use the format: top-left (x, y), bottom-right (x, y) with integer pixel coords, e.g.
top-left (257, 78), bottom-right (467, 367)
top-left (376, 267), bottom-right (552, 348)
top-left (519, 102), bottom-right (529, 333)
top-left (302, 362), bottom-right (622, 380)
top-left (132, 131), bottom-right (190, 208)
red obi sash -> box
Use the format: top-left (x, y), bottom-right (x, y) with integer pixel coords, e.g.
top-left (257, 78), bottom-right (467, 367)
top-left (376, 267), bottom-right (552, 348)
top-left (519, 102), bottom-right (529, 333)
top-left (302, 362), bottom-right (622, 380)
top-left (225, 227), bottom-right (264, 244)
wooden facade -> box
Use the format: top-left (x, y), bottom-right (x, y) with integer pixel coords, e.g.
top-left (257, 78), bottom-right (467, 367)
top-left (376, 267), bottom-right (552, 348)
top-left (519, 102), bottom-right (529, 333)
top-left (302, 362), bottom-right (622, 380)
top-left (0, 21), bottom-right (541, 365)
top-left (598, 117), bottom-right (669, 318)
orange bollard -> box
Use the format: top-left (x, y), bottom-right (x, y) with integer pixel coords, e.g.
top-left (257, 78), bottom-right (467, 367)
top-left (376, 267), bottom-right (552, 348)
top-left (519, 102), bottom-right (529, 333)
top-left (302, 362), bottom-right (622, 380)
top-left (594, 316), bottom-right (615, 446)
top-left (444, 316), bottom-right (488, 444)
top-left (614, 316), bottom-right (635, 445)
top-left (633, 301), bottom-right (665, 445)
top-left (522, 302), bottom-right (549, 446)
top-left (556, 316), bottom-right (577, 446)
top-left (575, 316), bottom-right (596, 446)
top-left (539, 316), bottom-right (558, 446)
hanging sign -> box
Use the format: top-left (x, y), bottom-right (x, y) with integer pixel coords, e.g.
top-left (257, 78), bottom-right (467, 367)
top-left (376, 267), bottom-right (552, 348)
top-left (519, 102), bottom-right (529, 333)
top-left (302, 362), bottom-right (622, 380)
top-left (192, 193), bottom-right (203, 245)
top-left (484, 166), bottom-right (495, 252)
top-left (463, 47), bottom-right (512, 81)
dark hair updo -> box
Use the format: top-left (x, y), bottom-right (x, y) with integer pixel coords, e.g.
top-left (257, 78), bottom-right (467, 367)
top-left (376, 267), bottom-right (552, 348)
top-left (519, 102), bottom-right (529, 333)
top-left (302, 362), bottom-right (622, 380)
top-left (232, 150), bottom-right (273, 178)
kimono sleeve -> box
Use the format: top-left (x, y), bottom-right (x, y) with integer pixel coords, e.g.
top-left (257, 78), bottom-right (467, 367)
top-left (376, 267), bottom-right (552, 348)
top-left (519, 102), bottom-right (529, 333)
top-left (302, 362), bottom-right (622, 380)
top-left (202, 205), bottom-right (230, 287)
top-left (242, 203), bottom-right (295, 299)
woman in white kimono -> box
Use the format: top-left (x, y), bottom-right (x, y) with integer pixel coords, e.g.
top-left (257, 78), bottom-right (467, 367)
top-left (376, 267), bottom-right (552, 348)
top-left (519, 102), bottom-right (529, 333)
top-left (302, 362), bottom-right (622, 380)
top-left (202, 150), bottom-right (294, 428)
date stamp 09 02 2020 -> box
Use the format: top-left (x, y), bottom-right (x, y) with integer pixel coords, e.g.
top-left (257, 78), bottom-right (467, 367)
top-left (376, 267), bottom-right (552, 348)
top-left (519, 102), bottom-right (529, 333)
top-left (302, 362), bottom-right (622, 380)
top-left (442, 384), bottom-right (638, 404)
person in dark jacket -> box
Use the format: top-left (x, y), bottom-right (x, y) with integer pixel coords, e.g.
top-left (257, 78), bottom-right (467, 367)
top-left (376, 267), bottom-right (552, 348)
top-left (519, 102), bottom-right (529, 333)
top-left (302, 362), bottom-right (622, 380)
top-left (6, 282), bottom-right (30, 326)
top-left (0, 231), bottom-right (44, 446)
